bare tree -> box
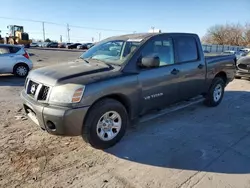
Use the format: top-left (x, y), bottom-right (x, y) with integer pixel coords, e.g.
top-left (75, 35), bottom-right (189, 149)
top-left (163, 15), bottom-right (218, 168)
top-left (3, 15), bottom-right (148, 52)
top-left (206, 25), bottom-right (228, 45)
top-left (242, 23), bottom-right (250, 47)
top-left (201, 34), bottom-right (213, 44)
top-left (203, 22), bottom-right (250, 46)
top-left (225, 23), bottom-right (244, 46)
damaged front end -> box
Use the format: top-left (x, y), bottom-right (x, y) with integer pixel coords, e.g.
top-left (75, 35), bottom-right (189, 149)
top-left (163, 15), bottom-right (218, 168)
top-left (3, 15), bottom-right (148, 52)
top-left (236, 56), bottom-right (250, 78)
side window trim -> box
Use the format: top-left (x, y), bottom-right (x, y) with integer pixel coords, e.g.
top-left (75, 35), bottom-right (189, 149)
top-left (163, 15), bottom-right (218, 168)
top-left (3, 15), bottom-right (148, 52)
top-left (173, 36), bottom-right (199, 64)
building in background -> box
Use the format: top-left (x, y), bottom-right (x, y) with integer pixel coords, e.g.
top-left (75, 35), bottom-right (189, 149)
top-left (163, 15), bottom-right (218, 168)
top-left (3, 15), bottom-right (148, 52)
top-left (148, 27), bottom-right (161, 33)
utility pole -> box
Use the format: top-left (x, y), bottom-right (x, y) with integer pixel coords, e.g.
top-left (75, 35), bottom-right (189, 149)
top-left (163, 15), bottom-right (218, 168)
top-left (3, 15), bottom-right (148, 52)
top-left (42, 22), bottom-right (45, 41)
top-left (98, 32), bottom-right (101, 41)
top-left (67, 24), bottom-right (70, 43)
top-left (60, 35), bottom-right (62, 43)
top-left (151, 26), bottom-right (155, 33)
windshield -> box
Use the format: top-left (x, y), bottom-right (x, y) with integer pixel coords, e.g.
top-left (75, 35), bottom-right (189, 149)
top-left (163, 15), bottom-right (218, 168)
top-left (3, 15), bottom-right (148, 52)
top-left (80, 39), bottom-right (141, 65)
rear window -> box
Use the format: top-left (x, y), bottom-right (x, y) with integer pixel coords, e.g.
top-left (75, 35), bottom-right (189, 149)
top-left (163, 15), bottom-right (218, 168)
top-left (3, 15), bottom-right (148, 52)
top-left (175, 37), bottom-right (198, 63)
top-left (9, 46), bottom-right (21, 53)
top-left (0, 47), bottom-right (10, 54)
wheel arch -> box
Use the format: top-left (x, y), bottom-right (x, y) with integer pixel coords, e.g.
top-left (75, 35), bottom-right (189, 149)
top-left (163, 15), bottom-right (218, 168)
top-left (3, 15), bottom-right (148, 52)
top-left (13, 62), bottom-right (29, 73)
top-left (82, 93), bottom-right (133, 130)
top-left (87, 93), bottom-right (132, 118)
top-left (214, 71), bottom-right (227, 84)
top-left (203, 71), bottom-right (227, 97)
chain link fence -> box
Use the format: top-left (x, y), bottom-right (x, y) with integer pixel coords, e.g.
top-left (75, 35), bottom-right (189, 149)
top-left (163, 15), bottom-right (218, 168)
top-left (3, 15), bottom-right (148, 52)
top-left (202, 44), bottom-right (246, 53)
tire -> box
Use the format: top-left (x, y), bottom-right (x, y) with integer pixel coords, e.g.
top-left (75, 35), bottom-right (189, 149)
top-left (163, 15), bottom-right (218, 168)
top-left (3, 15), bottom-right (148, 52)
top-left (14, 64), bottom-right (29, 77)
top-left (235, 76), bottom-right (241, 79)
top-left (82, 98), bottom-right (128, 149)
top-left (204, 77), bottom-right (225, 107)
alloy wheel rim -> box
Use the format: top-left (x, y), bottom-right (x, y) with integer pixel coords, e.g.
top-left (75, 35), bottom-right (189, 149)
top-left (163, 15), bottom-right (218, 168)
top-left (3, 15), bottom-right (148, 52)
top-left (96, 111), bottom-right (122, 141)
top-left (213, 84), bottom-right (222, 102)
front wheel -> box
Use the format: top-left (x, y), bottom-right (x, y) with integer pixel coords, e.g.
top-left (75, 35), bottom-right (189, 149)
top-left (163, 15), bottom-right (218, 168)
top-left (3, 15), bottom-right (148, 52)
top-left (204, 77), bottom-right (225, 107)
top-left (82, 99), bottom-right (128, 149)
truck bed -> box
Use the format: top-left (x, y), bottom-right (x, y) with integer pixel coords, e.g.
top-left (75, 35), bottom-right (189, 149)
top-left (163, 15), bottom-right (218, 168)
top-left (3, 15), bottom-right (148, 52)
top-left (205, 54), bottom-right (236, 64)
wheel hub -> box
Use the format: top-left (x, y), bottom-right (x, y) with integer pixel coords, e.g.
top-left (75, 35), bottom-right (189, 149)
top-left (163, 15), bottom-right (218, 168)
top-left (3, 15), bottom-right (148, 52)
top-left (16, 66), bottom-right (27, 76)
top-left (102, 119), bottom-right (112, 129)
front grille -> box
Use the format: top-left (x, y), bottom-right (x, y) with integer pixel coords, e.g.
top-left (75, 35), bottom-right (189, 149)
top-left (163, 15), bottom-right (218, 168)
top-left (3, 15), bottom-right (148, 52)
top-left (38, 86), bottom-right (50, 100)
top-left (27, 80), bottom-right (39, 97)
top-left (26, 79), bottom-right (50, 101)
top-left (238, 64), bottom-right (248, 70)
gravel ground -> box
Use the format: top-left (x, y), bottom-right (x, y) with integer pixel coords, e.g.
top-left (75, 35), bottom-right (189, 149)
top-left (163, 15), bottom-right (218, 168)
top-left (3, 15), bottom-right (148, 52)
top-left (1, 48), bottom-right (250, 188)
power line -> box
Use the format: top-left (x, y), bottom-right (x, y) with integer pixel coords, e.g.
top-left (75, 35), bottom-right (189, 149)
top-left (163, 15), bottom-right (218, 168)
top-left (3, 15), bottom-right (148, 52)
top-left (0, 16), bottom-right (135, 32)
top-left (69, 24), bottom-right (134, 32)
top-left (0, 16), bottom-right (65, 26)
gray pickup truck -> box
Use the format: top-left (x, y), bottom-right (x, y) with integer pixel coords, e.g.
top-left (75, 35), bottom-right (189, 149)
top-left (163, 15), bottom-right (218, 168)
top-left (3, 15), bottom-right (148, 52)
top-left (21, 33), bottom-right (236, 149)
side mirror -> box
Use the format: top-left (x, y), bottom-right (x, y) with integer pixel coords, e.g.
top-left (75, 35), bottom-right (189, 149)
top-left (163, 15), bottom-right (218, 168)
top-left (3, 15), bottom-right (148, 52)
top-left (140, 56), bottom-right (160, 68)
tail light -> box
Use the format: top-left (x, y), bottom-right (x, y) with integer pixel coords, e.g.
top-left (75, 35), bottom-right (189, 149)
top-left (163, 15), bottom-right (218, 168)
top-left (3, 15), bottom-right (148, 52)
top-left (23, 51), bottom-right (29, 59)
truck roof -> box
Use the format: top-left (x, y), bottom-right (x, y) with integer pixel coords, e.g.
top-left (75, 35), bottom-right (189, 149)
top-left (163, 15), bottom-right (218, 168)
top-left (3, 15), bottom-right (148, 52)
top-left (105, 32), bottom-right (198, 41)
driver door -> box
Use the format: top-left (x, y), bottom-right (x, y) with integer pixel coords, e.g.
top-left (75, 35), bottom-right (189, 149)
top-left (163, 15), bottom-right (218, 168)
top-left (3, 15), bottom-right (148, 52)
top-left (137, 35), bottom-right (180, 114)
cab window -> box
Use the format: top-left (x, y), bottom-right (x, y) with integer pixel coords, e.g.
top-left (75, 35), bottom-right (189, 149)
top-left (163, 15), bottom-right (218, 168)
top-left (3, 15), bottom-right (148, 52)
top-left (140, 37), bottom-right (174, 67)
top-left (175, 37), bottom-right (198, 63)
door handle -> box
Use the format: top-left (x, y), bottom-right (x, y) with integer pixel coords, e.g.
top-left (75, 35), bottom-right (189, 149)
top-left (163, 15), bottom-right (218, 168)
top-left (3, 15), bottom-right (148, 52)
top-left (198, 64), bottom-right (204, 69)
top-left (171, 68), bottom-right (180, 75)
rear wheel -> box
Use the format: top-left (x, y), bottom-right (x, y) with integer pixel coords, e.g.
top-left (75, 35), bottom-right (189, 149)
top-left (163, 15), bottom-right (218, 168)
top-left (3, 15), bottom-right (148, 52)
top-left (82, 99), bottom-right (128, 149)
top-left (204, 77), bottom-right (225, 107)
top-left (14, 64), bottom-right (29, 77)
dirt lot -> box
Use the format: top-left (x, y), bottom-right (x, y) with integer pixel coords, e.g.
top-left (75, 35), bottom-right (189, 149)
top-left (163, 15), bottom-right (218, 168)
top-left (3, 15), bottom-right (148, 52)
top-left (1, 48), bottom-right (250, 188)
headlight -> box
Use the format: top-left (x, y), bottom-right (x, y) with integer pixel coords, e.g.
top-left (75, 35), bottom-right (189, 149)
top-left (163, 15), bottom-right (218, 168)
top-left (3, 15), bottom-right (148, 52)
top-left (49, 84), bottom-right (85, 104)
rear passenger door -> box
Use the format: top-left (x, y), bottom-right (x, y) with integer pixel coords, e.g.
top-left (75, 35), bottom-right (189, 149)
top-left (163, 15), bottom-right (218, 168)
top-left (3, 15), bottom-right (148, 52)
top-left (173, 36), bottom-right (206, 100)
top-left (0, 46), bottom-right (14, 73)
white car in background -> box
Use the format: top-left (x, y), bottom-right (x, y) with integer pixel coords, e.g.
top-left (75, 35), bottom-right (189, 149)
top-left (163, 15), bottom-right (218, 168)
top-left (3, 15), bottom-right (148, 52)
top-left (240, 48), bottom-right (250, 53)
top-left (0, 44), bottom-right (33, 77)
top-left (30, 43), bottom-right (39, 47)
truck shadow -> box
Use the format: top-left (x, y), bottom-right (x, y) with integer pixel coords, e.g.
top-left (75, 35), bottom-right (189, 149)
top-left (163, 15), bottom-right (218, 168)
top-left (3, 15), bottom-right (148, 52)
top-left (0, 74), bottom-right (25, 86)
top-left (106, 90), bottom-right (250, 174)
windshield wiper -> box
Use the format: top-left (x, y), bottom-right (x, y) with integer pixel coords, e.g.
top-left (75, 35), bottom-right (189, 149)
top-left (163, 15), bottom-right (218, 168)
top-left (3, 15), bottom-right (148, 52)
top-left (84, 59), bottom-right (90, 64)
top-left (90, 57), bottom-right (121, 67)
top-left (88, 58), bottom-right (119, 68)
top-left (78, 56), bottom-right (90, 64)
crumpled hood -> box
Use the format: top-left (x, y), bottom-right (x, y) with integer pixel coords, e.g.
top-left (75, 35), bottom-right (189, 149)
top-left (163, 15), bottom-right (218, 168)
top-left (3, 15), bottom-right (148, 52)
top-left (28, 59), bottom-right (116, 86)
top-left (237, 56), bottom-right (250, 65)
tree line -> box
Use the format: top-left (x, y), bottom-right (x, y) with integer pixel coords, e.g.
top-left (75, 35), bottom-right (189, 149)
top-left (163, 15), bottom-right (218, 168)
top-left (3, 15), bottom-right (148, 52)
top-left (202, 23), bottom-right (250, 47)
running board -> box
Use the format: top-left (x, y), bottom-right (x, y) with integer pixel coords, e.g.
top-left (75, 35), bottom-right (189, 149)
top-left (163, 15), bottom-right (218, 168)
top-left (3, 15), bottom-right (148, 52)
top-left (139, 96), bottom-right (204, 123)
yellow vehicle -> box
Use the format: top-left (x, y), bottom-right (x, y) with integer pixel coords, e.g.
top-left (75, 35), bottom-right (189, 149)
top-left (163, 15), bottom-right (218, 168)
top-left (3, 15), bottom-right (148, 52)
top-left (4, 25), bottom-right (32, 47)
top-left (0, 30), bottom-right (3, 44)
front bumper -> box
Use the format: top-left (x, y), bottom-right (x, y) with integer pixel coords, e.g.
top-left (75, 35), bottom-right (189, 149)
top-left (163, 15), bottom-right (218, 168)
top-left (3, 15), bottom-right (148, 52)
top-left (21, 90), bottom-right (90, 136)
top-left (235, 69), bottom-right (250, 78)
